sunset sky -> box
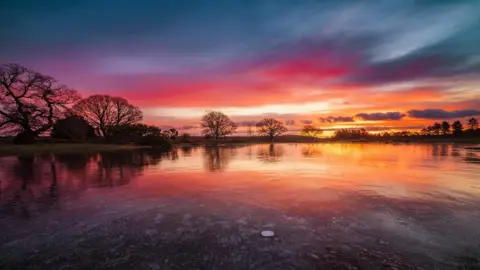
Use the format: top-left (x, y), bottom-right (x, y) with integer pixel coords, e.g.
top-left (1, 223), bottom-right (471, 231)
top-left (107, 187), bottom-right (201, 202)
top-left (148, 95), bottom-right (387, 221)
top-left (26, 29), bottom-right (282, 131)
top-left (1, 0), bottom-right (480, 135)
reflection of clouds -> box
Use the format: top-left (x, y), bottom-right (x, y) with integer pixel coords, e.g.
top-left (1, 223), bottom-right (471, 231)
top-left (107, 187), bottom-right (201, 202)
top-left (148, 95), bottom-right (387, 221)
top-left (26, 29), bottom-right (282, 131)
top-left (256, 144), bottom-right (284, 163)
top-left (203, 147), bottom-right (237, 172)
top-left (0, 150), bottom-right (167, 218)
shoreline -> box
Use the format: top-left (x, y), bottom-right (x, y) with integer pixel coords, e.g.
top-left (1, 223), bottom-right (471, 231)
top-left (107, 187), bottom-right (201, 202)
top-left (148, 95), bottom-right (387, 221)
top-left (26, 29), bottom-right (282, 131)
top-left (0, 143), bottom-right (152, 156)
top-left (1, 139), bottom-right (478, 156)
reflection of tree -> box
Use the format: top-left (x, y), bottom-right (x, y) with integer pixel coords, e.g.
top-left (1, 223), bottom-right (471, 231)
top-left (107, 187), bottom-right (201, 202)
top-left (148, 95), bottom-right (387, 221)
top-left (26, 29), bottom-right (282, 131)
top-left (169, 149), bottom-right (179, 161)
top-left (0, 149), bottom-right (168, 218)
top-left (94, 150), bottom-right (164, 187)
top-left (55, 153), bottom-right (92, 171)
top-left (203, 147), bottom-right (236, 172)
top-left (440, 144), bottom-right (449, 156)
top-left (256, 144), bottom-right (284, 163)
top-left (431, 144), bottom-right (450, 157)
top-left (2, 156), bottom-right (60, 218)
top-left (301, 144), bottom-right (323, 157)
top-left (464, 152), bottom-right (480, 164)
top-left (180, 146), bottom-right (193, 156)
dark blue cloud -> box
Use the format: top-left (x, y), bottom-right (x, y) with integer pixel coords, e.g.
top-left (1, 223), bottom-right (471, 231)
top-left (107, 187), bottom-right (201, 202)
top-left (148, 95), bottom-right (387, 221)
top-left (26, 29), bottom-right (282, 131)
top-left (181, 125), bottom-right (199, 130)
top-left (284, 120), bottom-right (296, 126)
top-left (236, 121), bottom-right (257, 127)
top-left (300, 120), bottom-right (313, 125)
top-left (407, 109), bottom-right (480, 119)
top-left (355, 112), bottom-right (405, 121)
top-left (319, 116), bottom-right (355, 123)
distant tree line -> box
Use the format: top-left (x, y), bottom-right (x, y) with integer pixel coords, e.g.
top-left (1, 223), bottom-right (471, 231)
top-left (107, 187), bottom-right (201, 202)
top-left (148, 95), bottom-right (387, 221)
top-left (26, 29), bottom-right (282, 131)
top-left (330, 118), bottom-right (479, 140)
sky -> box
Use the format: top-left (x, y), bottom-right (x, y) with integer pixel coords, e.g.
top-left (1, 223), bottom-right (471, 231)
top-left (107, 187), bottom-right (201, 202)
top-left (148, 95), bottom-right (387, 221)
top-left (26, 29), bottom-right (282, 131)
top-left (1, 0), bottom-right (480, 135)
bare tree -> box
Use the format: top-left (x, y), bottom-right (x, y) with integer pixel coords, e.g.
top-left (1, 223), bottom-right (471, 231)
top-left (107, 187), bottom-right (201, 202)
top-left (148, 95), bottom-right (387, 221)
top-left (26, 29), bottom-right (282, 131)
top-left (301, 125), bottom-right (323, 139)
top-left (0, 64), bottom-right (80, 142)
top-left (73, 95), bottom-right (142, 137)
top-left (200, 111), bottom-right (236, 140)
top-left (256, 118), bottom-right (288, 141)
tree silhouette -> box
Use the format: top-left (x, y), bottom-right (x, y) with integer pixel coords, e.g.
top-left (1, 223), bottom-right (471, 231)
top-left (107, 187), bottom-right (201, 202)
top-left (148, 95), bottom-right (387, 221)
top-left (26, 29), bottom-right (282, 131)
top-left (452, 120), bottom-right (463, 136)
top-left (468, 117), bottom-right (479, 131)
top-left (432, 122), bottom-right (442, 135)
top-left (73, 95), bottom-right (142, 137)
top-left (333, 128), bottom-right (368, 139)
top-left (200, 111), bottom-right (236, 140)
top-left (0, 64), bottom-right (80, 142)
top-left (256, 118), bottom-right (288, 141)
top-left (300, 125), bottom-right (323, 139)
top-left (441, 121), bottom-right (450, 135)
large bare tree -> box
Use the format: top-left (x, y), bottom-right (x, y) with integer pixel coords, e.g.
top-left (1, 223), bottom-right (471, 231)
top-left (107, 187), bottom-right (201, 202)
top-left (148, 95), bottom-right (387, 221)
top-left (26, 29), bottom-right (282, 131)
top-left (256, 118), bottom-right (288, 141)
top-left (300, 125), bottom-right (323, 139)
top-left (200, 111), bottom-right (237, 140)
top-left (73, 95), bottom-right (143, 137)
top-left (0, 64), bottom-right (80, 141)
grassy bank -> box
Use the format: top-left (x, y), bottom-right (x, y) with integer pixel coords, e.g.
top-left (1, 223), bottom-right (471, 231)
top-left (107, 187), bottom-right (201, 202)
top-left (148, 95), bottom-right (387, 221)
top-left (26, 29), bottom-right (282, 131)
top-left (0, 143), bottom-right (151, 156)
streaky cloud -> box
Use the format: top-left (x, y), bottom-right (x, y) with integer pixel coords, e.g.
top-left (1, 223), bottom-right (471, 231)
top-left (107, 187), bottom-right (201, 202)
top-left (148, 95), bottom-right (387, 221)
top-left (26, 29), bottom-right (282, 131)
top-left (318, 116), bottom-right (355, 123)
top-left (355, 112), bottom-right (405, 121)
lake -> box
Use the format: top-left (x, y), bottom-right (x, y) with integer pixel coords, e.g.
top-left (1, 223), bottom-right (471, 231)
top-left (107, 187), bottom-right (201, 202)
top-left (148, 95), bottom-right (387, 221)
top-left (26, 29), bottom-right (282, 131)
top-left (0, 143), bottom-right (479, 269)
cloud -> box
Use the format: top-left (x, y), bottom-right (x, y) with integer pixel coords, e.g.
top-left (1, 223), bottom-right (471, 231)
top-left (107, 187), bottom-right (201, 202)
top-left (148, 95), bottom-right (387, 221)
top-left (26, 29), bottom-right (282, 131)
top-left (355, 112), bottom-right (406, 121)
top-left (284, 120), bottom-right (296, 126)
top-left (300, 120), bottom-right (313, 125)
top-left (318, 116), bottom-right (355, 123)
top-left (320, 125), bottom-right (424, 132)
top-left (181, 125), bottom-right (199, 130)
top-left (407, 109), bottom-right (480, 119)
top-left (235, 121), bottom-right (257, 127)
top-left (159, 125), bottom-right (175, 130)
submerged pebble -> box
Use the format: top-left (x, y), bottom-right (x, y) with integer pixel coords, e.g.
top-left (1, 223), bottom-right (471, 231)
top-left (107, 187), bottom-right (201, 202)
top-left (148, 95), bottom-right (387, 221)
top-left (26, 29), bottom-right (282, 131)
top-left (260, 230), bottom-right (274, 237)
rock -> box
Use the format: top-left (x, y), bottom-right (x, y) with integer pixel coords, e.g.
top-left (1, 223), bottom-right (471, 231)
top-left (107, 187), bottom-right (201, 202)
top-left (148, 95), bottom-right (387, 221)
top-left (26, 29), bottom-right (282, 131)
top-left (260, 230), bottom-right (275, 237)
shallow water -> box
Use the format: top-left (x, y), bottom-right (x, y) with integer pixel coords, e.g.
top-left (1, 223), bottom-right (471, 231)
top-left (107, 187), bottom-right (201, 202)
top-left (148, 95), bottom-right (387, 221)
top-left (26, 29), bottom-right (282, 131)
top-left (0, 143), bottom-right (479, 269)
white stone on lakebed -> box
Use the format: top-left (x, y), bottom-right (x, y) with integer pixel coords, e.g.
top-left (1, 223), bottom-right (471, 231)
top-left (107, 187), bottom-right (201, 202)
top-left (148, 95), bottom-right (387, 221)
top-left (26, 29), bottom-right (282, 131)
top-left (260, 230), bottom-right (275, 237)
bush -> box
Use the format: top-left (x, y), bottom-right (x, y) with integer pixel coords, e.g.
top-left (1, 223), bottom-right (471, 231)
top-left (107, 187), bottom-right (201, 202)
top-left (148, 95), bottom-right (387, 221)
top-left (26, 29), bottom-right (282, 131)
top-left (106, 123), bottom-right (162, 144)
top-left (51, 116), bottom-right (96, 142)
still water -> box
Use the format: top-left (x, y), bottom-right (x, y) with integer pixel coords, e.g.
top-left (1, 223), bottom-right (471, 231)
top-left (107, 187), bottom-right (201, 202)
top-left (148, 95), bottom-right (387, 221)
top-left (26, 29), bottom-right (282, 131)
top-left (0, 143), bottom-right (479, 269)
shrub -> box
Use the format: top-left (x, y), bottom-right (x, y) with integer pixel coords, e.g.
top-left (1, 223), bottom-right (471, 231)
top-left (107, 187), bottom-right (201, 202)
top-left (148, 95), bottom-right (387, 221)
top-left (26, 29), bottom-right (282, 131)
top-left (51, 116), bottom-right (96, 142)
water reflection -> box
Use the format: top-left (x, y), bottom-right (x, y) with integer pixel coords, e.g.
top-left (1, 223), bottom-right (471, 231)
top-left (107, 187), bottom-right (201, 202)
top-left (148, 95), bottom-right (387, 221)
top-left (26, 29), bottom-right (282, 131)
top-left (0, 150), bottom-right (169, 218)
top-left (301, 144), bottom-right (323, 157)
top-left (203, 146), bottom-right (236, 172)
top-left (180, 146), bottom-right (193, 156)
top-left (0, 143), bottom-right (479, 269)
top-left (256, 144), bottom-right (284, 163)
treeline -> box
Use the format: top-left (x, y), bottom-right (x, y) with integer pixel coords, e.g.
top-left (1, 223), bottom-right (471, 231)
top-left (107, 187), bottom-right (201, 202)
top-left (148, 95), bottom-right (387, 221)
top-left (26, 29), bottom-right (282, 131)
top-left (332, 118), bottom-right (479, 140)
top-left (0, 64), bottom-right (175, 149)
